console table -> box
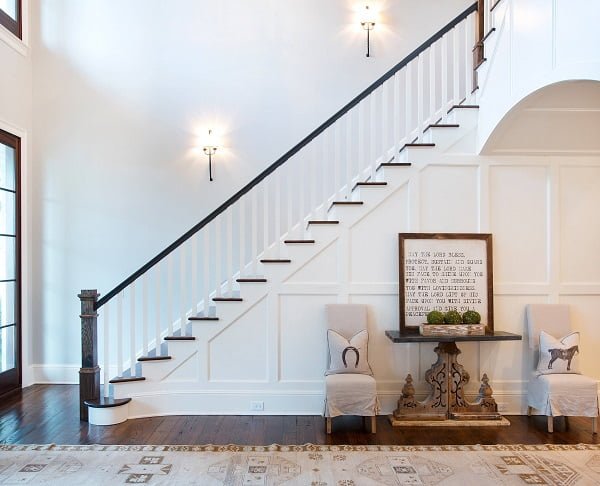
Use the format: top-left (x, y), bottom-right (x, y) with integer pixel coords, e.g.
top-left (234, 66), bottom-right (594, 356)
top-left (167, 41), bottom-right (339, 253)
top-left (385, 330), bottom-right (522, 424)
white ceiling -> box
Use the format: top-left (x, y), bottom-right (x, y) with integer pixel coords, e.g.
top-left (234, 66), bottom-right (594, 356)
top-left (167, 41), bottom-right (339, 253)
top-left (482, 80), bottom-right (600, 155)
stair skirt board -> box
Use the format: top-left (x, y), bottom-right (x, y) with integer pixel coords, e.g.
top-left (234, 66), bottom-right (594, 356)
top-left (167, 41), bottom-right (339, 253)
top-left (107, 391), bottom-right (329, 421)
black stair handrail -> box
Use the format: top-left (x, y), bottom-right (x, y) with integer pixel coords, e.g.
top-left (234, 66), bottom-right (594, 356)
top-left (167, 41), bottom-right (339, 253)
top-left (96, 2), bottom-right (478, 309)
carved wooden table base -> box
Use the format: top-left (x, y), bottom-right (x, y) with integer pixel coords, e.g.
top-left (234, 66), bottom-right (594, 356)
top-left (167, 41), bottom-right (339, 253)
top-left (393, 341), bottom-right (502, 422)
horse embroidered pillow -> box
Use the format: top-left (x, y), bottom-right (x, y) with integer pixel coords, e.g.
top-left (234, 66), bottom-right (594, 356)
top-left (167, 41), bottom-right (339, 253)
top-left (536, 330), bottom-right (580, 375)
top-left (326, 329), bottom-right (372, 376)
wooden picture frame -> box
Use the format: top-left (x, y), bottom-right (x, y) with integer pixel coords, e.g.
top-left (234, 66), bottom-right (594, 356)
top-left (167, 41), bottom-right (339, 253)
top-left (398, 233), bottom-right (494, 335)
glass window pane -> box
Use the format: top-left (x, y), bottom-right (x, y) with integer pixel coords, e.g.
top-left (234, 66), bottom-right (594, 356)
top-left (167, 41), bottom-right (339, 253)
top-left (0, 0), bottom-right (17, 21)
top-left (0, 281), bottom-right (15, 327)
top-left (0, 237), bottom-right (15, 281)
top-left (0, 191), bottom-right (15, 235)
top-left (0, 143), bottom-right (16, 191)
top-left (0, 324), bottom-right (16, 372)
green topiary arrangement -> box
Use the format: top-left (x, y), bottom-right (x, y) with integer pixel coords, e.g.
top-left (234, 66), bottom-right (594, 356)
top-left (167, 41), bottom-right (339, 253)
top-left (444, 310), bottom-right (462, 324)
top-left (426, 310), bottom-right (445, 324)
top-left (462, 310), bottom-right (481, 324)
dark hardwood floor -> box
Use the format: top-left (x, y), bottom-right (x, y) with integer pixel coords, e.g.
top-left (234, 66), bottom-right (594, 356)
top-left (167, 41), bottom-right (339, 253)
top-left (1, 385), bottom-right (598, 445)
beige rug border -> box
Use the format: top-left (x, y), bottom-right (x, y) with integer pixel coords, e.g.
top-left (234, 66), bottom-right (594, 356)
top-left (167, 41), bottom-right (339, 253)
top-left (1, 443), bottom-right (599, 453)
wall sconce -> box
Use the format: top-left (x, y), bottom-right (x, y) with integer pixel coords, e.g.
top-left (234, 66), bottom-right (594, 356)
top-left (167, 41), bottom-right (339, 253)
top-left (360, 5), bottom-right (376, 57)
top-left (203, 129), bottom-right (218, 181)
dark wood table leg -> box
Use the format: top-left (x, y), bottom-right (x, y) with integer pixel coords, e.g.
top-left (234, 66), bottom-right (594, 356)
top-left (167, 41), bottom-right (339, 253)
top-left (392, 341), bottom-right (502, 424)
top-left (392, 343), bottom-right (449, 421)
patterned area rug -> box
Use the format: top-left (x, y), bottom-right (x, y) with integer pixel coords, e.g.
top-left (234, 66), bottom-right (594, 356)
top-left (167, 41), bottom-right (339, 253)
top-left (1, 443), bottom-right (600, 485)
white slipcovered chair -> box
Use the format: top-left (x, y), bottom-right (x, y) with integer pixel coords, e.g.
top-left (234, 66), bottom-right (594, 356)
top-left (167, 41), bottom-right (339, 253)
top-left (526, 304), bottom-right (598, 433)
top-left (324, 304), bottom-right (379, 434)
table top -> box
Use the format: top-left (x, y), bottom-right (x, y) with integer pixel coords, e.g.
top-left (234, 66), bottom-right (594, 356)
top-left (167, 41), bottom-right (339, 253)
top-left (385, 329), bottom-right (522, 343)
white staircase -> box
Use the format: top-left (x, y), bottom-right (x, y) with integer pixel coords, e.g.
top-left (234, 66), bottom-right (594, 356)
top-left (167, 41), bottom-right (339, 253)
top-left (89, 103), bottom-right (481, 425)
top-left (82, 4), bottom-right (484, 425)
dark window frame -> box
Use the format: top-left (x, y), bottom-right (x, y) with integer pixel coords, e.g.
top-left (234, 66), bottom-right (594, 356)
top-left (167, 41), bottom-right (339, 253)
top-left (0, 128), bottom-right (21, 396)
top-left (0, 0), bottom-right (22, 40)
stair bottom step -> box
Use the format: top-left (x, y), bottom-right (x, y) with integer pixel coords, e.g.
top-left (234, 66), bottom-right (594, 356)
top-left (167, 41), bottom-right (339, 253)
top-left (85, 397), bottom-right (132, 409)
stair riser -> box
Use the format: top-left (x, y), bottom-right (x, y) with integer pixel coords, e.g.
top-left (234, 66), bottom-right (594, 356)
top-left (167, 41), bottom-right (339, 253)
top-left (214, 293), bottom-right (268, 324)
top-left (327, 205), bottom-right (365, 225)
top-left (446, 107), bottom-right (479, 127)
top-left (397, 147), bottom-right (437, 164)
top-left (377, 167), bottom-right (413, 187)
top-left (190, 321), bottom-right (222, 339)
top-left (234, 282), bottom-right (267, 303)
top-left (139, 347), bottom-right (198, 382)
top-left (165, 339), bottom-right (197, 358)
top-left (283, 242), bottom-right (319, 262)
top-left (137, 360), bottom-right (173, 382)
top-left (423, 127), bottom-right (470, 150)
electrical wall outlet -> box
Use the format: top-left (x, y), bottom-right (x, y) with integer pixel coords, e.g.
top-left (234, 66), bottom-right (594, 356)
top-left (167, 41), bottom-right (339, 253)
top-left (497, 402), bottom-right (508, 413)
top-left (250, 401), bottom-right (264, 411)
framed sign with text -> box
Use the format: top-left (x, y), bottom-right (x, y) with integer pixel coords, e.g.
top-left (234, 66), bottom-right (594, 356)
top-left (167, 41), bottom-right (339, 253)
top-left (398, 233), bottom-right (494, 334)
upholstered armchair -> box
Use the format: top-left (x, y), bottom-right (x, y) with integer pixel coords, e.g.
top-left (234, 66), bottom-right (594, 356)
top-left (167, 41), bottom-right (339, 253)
top-left (526, 304), bottom-right (598, 433)
top-left (324, 304), bottom-right (379, 434)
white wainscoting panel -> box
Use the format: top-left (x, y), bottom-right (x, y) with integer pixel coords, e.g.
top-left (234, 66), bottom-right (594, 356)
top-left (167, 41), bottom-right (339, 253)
top-left (490, 164), bottom-right (548, 283)
top-left (420, 165), bottom-right (479, 232)
top-left (559, 166), bottom-right (600, 283)
top-left (209, 298), bottom-right (269, 382)
top-left (279, 294), bottom-right (332, 382)
top-left (350, 185), bottom-right (409, 283)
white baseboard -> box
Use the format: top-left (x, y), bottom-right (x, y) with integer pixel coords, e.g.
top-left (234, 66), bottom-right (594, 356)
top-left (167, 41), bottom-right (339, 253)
top-left (30, 364), bottom-right (122, 385)
top-left (31, 364), bottom-right (80, 384)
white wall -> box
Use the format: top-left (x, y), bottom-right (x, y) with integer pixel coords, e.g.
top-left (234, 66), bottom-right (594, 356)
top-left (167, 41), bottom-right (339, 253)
top-left (28, 0), bottom-right (472, 376)
top-left (476, 0), bottom-right (600, 152)
top-left (0, 5), bottom-right (33, 386)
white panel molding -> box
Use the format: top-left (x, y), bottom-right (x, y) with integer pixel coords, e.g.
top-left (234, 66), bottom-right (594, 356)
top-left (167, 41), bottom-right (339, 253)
top-left (558, 284), bottom-right (600, 295)
top-left (491, 149), bottom-right (600, 155)
top-left (478, 163), bottom-right (490, 232)
top-left (494, 284), bottom-right (551, 295)
top-left (409, 172), bottom-right (420, 231)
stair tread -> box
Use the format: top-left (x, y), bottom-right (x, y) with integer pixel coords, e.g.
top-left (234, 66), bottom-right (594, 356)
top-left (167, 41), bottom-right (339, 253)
top-left (475, 58), bottom-right (488, 70)
top-left (284, 239), bottom-right (315, 244)
top-left (164, 336), bottom-right (196, 341)
top-left (447, 104), bottom-right (480, 113)
top-left (109, 376), bottom-right (146, 384)
top-left (237, 278), bottom-right (267, 282)
top-left (377, 162), bottom-right (412, 171)
top-left (426, 123), bottom-right (460, 129)
top-left (189, 314), bottom-right (219, 321)
top-left (85, 397), bottom-right (132, 409)
top-left (400, 143), bottom-right (435, 152)
top-left (138, 355), bottom-right (172, 361)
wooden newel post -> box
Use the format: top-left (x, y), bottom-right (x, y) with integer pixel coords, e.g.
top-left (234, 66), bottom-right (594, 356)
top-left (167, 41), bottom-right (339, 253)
top-left (79, 289), bottom-right (100, 422)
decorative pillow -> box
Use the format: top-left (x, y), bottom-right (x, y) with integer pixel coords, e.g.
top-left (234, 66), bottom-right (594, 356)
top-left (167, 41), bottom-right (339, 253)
top-left (536, 330), bottom-right (580, 375)
top-left (326, 329), bottom-right (372, 376)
